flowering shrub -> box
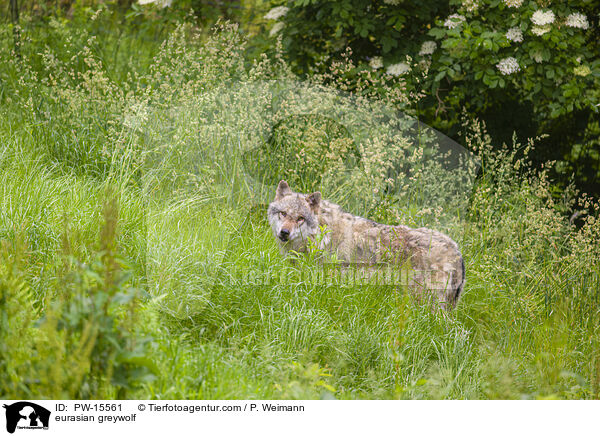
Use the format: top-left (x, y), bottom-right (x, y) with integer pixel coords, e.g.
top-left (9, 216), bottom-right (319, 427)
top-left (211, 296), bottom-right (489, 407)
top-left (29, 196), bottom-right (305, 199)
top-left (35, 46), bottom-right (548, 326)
top-left (424, 2), bottom-right (596, 121)
top-left (261, 1), bottom-right (597, 117)
top-left (259, 0), bottom-right (599, 193)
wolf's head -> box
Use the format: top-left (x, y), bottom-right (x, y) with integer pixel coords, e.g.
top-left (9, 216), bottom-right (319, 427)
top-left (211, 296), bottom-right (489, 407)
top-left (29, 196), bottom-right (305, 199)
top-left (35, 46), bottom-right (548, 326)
top-left (267, 180), bottom-right (321, 252)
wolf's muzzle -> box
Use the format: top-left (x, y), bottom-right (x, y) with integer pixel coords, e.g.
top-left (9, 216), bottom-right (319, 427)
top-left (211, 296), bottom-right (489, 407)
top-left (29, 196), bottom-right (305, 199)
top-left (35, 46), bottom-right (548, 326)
top-left (279, 229), bottom-right (290, 241)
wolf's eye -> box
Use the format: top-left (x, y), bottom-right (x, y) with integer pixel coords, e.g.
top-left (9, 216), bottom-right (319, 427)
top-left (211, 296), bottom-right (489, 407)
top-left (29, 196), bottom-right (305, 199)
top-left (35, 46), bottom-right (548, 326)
top-left (297, 216), bottom-right (305, 224)
top-left (279, 211), bottom-right (287, 218)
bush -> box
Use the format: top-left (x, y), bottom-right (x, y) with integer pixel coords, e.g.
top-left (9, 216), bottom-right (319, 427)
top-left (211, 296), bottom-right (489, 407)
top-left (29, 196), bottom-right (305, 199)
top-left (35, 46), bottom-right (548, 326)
top-left (257, 0), bottom-right (600, 193)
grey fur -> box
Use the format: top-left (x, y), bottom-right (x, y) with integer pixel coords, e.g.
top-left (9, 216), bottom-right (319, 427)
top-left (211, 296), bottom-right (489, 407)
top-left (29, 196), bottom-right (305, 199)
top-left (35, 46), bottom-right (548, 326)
top-left (268, 180), bottom-right (466, 309)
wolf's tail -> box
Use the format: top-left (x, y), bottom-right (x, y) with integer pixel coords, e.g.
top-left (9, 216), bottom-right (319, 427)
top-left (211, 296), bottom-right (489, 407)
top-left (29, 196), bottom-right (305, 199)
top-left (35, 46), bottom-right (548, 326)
top-left (454, 256), bottom-right (466, 303)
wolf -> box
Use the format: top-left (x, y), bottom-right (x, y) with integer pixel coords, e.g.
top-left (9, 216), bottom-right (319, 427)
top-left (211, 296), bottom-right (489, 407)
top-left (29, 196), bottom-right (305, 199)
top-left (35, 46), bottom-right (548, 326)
top-left (267, 180), bottom-right (465, 309)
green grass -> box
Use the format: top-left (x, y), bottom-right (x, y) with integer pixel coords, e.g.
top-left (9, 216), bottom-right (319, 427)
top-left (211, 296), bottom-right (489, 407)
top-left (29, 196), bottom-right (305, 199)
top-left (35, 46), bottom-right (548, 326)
top-left (1, 10), bottom-right (599, 400)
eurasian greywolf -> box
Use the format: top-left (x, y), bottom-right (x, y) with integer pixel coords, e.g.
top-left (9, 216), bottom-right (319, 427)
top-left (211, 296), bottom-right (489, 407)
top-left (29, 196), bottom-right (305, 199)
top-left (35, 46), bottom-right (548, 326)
top-left (267, 180), bottom-right (465, 309)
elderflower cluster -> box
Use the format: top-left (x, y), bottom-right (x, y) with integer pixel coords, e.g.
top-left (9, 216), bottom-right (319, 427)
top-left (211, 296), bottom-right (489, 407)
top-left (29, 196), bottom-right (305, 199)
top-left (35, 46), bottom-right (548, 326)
top-left (505, 27), bottom-right (523, 42)
top-left (444, 14), bottom-right (466, 29)
top-left (264, 6), bottom-right (289, 21)
top-left (462, 0), bottom-right (479, 13)
top-left (419, 41), bottom-right (437, 56)
top-left (531, 25), bottom-right (551, 36)
top-left (565, 13), bottom-right (589, 30)
top-left (531, 10), bottom-right (555, 26)
top-left (574, 65), bottom-right (591, 77)
top-left (369, 57), bottom-right (383, 70)
top-left (503, 0), bottom-right (523, 7)
top-left (386, 62), bottom-right (410, 76)
top-left (269, 22), bottom-right (284, 37)
top-left (138, 0), bottom-right (171, 7)
top-left (496, 57), bottom-right (520, 75)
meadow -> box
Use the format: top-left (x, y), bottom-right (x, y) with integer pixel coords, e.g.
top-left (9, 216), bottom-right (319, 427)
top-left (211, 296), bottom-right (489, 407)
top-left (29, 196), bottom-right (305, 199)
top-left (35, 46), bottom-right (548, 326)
top-left (1, 12), bottom-right (599, 400)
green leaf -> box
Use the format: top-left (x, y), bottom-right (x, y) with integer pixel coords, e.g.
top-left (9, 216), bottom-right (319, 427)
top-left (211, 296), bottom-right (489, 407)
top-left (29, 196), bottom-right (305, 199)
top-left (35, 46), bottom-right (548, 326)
top-left (428, 28), bottom-right (445, 38)
top-left (434, 70), bottom-right (446, 82)
top-left (381, 35), bottom-right (397, 53)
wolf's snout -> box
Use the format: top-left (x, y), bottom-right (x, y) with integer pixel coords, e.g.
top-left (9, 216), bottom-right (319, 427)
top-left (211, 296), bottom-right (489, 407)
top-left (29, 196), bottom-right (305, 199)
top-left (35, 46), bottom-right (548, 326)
top-left (279, 229), bottom-right (290, 241)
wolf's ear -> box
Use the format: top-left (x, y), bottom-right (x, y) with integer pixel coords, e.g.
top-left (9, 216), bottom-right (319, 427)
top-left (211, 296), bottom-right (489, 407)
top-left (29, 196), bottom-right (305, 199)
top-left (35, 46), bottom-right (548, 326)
top-left (275, 180), bottom-right (292, 200)
top-left (306, 192), bottom-right (321, 210)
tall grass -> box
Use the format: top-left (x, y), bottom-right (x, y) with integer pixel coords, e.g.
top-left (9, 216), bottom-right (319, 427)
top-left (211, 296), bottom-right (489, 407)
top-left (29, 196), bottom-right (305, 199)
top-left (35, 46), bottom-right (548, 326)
top-left (0, 8), bottom-right (599, 400)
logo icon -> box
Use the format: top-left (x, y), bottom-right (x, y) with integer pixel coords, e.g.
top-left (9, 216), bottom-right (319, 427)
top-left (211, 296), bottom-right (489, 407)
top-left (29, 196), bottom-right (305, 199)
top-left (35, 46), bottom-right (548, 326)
top-left (3, 402), bottom-right (50, 434)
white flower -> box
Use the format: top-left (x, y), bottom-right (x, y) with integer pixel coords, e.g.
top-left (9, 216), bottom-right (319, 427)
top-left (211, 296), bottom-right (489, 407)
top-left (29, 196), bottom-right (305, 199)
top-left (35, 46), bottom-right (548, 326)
top-left (264, 6), bottom-right (289, 21)
top-left (269, 22), bottom-right (284, 37)
top-left (419, 41), bottom-right (437, 56)
top-left (496, 57), bottom-right (520, 75)
top-left (369, 56), bottom-right (383, 70)
top-left (138, 0), bottom-right (171, 7)
top-left (503, 0), bottom-right (523, 7)
top-left (531, 10), bottom-right (555, 26)
top-left (505, 27), bottom-right (523, 42)
top-left (530, 50), bottom-right (543, 63)
top-left (444, 14), bottom-right (466, 29)
top-left (531, 25), bottom-right (551, 36)
top-left (565, 13), bottom-right (589, 30)
top-left (574, 65), bottom-right (591, 77)
top-left (386, 62), bottom-right (410, 76)
top-left (462, 0), bottom-right (479, 12)
top-left (383, 0), bottom-right (401, 4)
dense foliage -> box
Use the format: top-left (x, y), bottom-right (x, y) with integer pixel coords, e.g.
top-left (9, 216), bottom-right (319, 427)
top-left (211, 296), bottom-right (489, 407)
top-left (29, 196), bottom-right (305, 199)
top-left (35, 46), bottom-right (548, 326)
top-left (259, 0), bottom-right (600, 195)
top-left (0, 2), bottom-right (599, 400)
